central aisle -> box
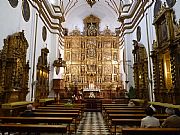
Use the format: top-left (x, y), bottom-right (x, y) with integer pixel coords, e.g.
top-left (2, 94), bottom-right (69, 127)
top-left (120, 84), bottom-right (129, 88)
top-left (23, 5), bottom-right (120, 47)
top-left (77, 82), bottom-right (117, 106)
top-left (77, 112), bottom-right (110, 135)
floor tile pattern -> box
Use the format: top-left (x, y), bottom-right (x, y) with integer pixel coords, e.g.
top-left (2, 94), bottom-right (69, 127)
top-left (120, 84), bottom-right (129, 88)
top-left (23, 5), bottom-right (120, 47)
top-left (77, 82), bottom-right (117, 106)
top-left (77, 112), bottom-right (110, 135)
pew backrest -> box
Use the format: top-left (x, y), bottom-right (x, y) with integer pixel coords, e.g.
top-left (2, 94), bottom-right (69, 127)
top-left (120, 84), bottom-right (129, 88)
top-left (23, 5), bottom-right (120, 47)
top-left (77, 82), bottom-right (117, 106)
top-left (0, 117), bottom-right (73, 124)
top-left (122, 128), bottom-right (180, 135)
top-left (0, 124), bottom-right (67, 134)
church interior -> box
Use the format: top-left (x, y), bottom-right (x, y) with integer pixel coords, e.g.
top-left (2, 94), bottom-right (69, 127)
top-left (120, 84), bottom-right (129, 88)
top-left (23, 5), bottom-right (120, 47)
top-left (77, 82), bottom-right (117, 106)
top-left (0, 0), bottom-right (180, 134)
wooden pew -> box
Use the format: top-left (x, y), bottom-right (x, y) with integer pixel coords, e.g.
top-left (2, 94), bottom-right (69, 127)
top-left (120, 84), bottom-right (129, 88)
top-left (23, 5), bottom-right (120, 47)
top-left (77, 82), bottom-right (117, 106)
top-left (46, 103), bottom-right (84, 107)
top-left (0, 117), bottom-right (73, 134)
top-left (33, 112), bottom-right (79, 133)
top-left (46, 104), bottom-right (85, 114)
top-left (37, 107), bottom-right (83, 117)
top-left (110, 119), bottom-right (165, 135)
top-left (33, 112), bottom-right (79, 117)
top-left (107, 113), bottom-right (168, 132)
top-left (106, 110), bottom-right (144, 114)
top-left (103, 108), bottom-right (144, 123)
top-left (34, 109), bottom-right (80, 113)
top-left (103, 104), bottom-right (128, 106)
top-left (103, 105), bottom-right (142, 108)
top-left (38, 107), bottom-right (81, 110)
top-left (104, 107), bottom-right (144, 110)
top-left (109, 114), bottom-right (168, 119)
top-left (0, 116), bottom-right (73, 124)
top-left (122, 128), bottom-right (180, 135)
top-left (33, 109), bottom-right (82, 124)
top-left (0, 124), bottom-right (67, 135)
top-left (47, 104), bottom-right (85, 108)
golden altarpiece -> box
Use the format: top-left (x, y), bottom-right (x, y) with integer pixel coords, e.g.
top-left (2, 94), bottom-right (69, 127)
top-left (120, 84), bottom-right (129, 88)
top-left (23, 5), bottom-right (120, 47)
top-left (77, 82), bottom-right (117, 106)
top-left (152, 5), bottom-right (180, 104)
top-left (64, 15), bottom-right (123, 99)
top-left (132, 40), bottom-right (149, 100)
top-left (35, 48), bottom-right (50, 101)
top-left (0, 31), bottom-right (29, 104)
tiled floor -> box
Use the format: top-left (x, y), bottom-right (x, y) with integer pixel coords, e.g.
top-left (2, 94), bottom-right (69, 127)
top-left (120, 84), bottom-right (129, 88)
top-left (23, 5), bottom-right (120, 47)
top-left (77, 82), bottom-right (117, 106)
top-left (77, 112), bottom-right (110, 135)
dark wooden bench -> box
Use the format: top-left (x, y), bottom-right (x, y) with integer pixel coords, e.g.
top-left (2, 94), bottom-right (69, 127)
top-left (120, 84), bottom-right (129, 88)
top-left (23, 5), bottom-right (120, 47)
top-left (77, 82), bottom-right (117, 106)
top-left (46, 104), bottom-right (85, 114)
top-left (37, 107), bottom-right (84, 118)
top-left (110, 119), bottom-right (165, 135)
top-left (33, 109), bottom-right (82, 124)
top-left (109, 114), bottom-right (168, 119)
top-left (38, 106), bottom-right (81, 110)
top-left (103, 105), bottom-right (142, 108)
top-left (0, 124), bottom-right (67, 135)
top-left (106, 110), bottom-right (145, 114)
top-left (33, 112), bottom-right (79, 118)
top-left (33, 112), bottom-right (79, 133)
top-left (122, 128), bottom-right (180, 135)
top-left (0, 116), bottom-right (73, 124)
top-left (0, 116), bottom-right (73, 134)
top-left (34, 109), bottom-right (80, 113)
top-left (47, 104), bottom-right (85, 108)
top-left (103, 109), bottom-right (145, 123)
top-left (103, 104), bottom-right (128, 106)
top-left (104, 107), bottom-right (144, 110)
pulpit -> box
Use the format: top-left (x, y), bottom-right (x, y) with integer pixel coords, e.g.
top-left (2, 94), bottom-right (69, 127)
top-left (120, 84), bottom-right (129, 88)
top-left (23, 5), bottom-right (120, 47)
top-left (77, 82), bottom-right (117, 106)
top-left (53, 79), bottom-right (65, 102)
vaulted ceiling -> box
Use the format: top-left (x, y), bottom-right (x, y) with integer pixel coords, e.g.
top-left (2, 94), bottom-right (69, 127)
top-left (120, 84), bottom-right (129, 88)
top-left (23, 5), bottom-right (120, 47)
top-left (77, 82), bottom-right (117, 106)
top-left (37, 0), bottom-right (153, 45)
top-left (48, 0), bottom-right (138, 32)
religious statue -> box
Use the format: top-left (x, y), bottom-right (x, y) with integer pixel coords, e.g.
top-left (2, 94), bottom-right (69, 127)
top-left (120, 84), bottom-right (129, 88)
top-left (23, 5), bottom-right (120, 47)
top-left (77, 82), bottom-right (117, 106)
top-left (89, 92), bottom-right (95, 98)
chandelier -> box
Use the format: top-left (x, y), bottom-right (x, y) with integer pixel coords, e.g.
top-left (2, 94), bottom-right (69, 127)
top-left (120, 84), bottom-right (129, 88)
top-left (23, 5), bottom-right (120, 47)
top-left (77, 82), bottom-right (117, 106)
top-left (86, 0), bottom-right (99, 7)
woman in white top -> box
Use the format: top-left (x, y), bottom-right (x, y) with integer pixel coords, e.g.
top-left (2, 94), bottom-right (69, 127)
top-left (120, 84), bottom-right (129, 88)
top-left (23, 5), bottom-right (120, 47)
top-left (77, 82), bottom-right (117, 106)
top-left (141, 106), bottom-right (160, 128)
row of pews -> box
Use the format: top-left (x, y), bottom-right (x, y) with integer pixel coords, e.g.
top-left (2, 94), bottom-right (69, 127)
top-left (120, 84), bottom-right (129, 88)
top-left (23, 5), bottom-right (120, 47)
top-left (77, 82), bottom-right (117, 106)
top-left (0, 103), bottom-right (85, 135)
top-left (102, 103), bottom-right (180, 135)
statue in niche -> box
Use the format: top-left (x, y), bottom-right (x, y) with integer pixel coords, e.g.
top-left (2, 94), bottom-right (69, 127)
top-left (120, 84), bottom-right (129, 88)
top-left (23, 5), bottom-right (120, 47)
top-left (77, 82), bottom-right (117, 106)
top-left (87, 44), bottom-right (96, 58)
top-left (87, 23), bottom-right (97, 36)
top-left (114, 66), bottom-right (117, 74)
top-left (114, 75), bottom-right (117, 82)
top-left (113, 52), bottom-right (117, 61)
top-left (88, 48), bottom-right (96, 57)
top-left (81, 66), bottom-right (85, 74)
top-left (87, 64), bottom-right (96, 72)
top-left (66, 66), bottom-right (69, 74)
top-left (98, 66), bottom-right (102, 74)
top-left (81, 53), bottom-right (85, 61)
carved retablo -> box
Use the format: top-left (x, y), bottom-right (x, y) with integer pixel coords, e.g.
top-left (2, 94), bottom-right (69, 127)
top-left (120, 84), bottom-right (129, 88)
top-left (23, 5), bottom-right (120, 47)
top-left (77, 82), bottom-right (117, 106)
top-left (0, 31), bottom-right (29, 103)
top-left (64, 15), bottom-right (123, 99)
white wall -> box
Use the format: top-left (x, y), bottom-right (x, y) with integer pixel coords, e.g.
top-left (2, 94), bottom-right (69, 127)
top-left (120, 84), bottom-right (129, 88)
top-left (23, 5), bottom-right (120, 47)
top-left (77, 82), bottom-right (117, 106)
top-left (0, 1), bottom-right (22, 48)
top-left (124, 32), bottom-right (135, 91)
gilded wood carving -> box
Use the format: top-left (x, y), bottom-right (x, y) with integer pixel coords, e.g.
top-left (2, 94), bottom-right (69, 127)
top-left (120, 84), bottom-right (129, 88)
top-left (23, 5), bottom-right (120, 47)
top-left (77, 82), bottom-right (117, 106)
top-left (35, 48), bottom-right (50, 101)
top-left (0, 31), bottom-right (29, 103)
top-left (64, 16), bottom-right (122, 99)
top-left (132, 40), bottom-right (149, 99)
top-left (152, 4), bottom-right (180, 104)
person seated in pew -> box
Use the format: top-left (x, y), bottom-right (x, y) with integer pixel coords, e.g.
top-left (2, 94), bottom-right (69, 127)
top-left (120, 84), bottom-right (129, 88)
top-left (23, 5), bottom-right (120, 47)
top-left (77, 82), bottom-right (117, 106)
top-left (161, 108), bottom-right (180, 128)
top-left (165, 107), bottom-right (175, 116)
top-left (20, 104), bottom-right (35, 117)
top-left (128, 100), bottom-right (135, 107)
top-left (141, 106), bottom-right (160, 128)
